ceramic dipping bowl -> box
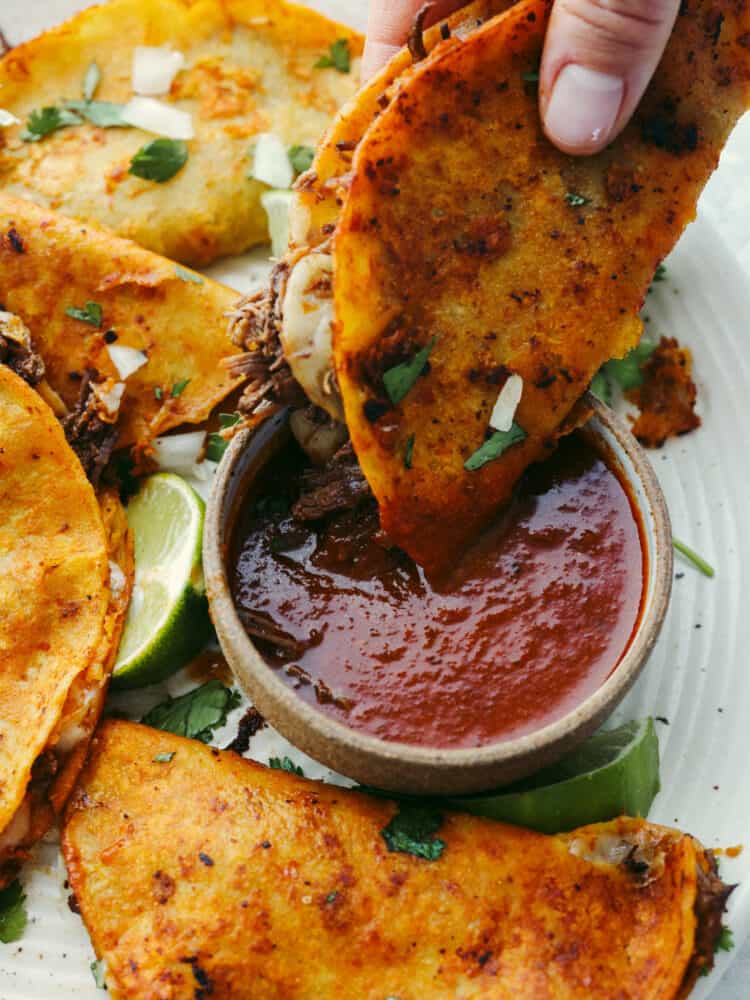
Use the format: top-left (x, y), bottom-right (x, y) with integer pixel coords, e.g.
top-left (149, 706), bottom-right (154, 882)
top-left (204, 396), bottom-right (672, 796)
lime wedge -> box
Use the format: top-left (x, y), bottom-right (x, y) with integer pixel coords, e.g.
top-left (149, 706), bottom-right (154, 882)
top-left (449, 718), bottom-right (660, 834)
top-left (261, 188), bottom-right (293, 258)
top-left (112, 474), bottom-right (212, 690)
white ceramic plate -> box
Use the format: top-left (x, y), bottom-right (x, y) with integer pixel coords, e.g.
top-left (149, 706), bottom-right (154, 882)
top-left (2, 3), bottom-right (750, 997)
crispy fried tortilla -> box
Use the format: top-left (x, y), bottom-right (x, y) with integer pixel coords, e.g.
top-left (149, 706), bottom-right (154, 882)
top-left (0, 0), bottom-right (362, 266)
top-left (332, 0), bottom-right (750, 571)
top-left (63, 720), bottom-right (731, 999)
top-left (0, 195), bottom-right (243, 451)
top-left (271, 0), bottom-right (516, 420)
top-left (0, 367), bottom-right (116, 885)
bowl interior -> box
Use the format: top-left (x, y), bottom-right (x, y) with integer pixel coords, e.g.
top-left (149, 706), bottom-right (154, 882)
top-left (204, 400), bottom-right (672, 795)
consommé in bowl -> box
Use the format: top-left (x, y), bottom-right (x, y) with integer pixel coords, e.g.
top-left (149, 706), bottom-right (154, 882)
top-left (204, 396), bottom-right (672, 796)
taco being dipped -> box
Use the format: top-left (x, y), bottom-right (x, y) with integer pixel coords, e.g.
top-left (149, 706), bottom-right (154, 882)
top-left (232, 0), bottom-right (750, 573)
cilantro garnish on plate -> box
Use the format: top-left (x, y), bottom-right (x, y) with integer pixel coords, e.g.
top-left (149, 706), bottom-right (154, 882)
top-left (269, 756), bottom-right (305, 776)
top-left (315, 38), bottom-right (351, 73)
top-left (65, 301), bottom-right (103, 327)
top-left (129, 138), bottom-right (189, 183)
top-left (21, 106), bottom-right (82, 141)
top-left (0, 880), bottom-right (27, 944)
top-left (141, 681), bottom-right (241, 743)
top-left (288, 144), bottom-right (315, 174)
top-left (383, 336), bottom-right (437, 406)
top-left (381, 804), bottom-right (446, 861)
top-left (464, 422), bottom-right (526, 472)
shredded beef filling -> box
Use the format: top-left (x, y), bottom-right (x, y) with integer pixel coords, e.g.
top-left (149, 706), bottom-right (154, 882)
top-left (227, 262), bottom-right (306, 419)
top-left (223, 707), bottom-right (267, 755)
top-left (690, 855), bottom-right (736, 977)
top-left (0, 333), bottom-right (45, 386)
top-left (61, 370), bottom-right (120, 488)
top-left (292, 442), bottom-right (373, 522)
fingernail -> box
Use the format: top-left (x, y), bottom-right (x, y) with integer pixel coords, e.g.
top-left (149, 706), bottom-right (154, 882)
top-left (544, 65), bottom-right (624, 152)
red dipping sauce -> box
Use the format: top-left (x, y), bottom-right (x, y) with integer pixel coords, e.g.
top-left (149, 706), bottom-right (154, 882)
top-left (230, 432), bottom-right (645, 749)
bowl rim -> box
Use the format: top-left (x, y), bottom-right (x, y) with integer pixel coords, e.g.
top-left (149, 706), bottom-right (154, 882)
top-left (204, 395), bottom-right (672, 777)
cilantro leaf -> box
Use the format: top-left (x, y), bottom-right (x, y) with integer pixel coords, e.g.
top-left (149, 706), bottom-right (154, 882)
top-left (21, 106), bottom-right (82, 142)
top-left (464, 422), bottom-right (526, 472)
top-left (404, 433), bottom-right (415, 469)
top-left (206, 433), bottom-right (229, 463)
top-left (129, 138), bottom-right (188, 183)
top-left (589, 369), bottom-right (612, 406)
top-left (154, 386), bottom-right (163, 401)
top-left (174, 264), bottom-right (204, 285)
top-left (381, 804), bottom-right (446, 861)
top-left (603, 339), bottom-right (657, 391)
top-left (288, 144), bottom-right (315, 174)
top-left (206, 414), bottom-right (241, 461)
top-left (653, 262), bottom-right (667, 282)
top-left (90, 959), bottom-right (107, 989)
top-left (716, 925), bottom-right (734, 953)
top-left (522, 69), bottom-right (540, 83)
top-left (269, 756), bottom-right (304, 776)
top-left (0, 880), bottom-right (27, 943)
top-left (153, 751), bottom-right (175, 763)
top-left (82, 62), bottom-right (101, 102)
top-left (315, 38), bottom-right (351, 73)
top-left (565, 191), bottom-right (590, 208)
top-left (171, 378), bottom-right (191, 397)
top-left (64, 99), bottom-right (127, 128)
top-left (141, 681), bottom-right (241, 743)
top-left (383, 336), bottom-right (437, 406)
top-left (65, 301), bottom-right (103, 327)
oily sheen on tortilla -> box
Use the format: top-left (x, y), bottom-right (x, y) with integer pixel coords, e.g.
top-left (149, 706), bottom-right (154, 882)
top-left (63, 720), bottom-right (729, 999)
top-left (0, 0), bottom-right (362, 266)
top-left (0, 195), bottom-right (242, 450)
top-left (0, 366), bottom-right (113, 885)
top-left (332, 0), bottom-right (750, 571)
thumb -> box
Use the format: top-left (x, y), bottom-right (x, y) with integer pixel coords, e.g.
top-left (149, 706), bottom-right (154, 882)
top-left (540, 0), bottom-right (681, 155)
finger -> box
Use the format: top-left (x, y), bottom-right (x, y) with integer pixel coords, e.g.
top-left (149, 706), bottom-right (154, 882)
top-left (540, 0), bottom-right (681, 155)
top-left (362, 0), bottom-right (465, 80)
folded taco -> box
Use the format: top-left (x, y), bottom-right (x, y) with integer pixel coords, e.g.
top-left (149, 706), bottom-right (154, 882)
top-left (235, 0), bottom-right (750, 572)
top-left (63, 719), bottom-right (732, 998)
top-left (0, 366), bottom-right (132, 884)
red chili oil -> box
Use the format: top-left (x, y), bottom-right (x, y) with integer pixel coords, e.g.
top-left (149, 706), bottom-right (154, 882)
top-left (230, 432), bottom-right (644, 749)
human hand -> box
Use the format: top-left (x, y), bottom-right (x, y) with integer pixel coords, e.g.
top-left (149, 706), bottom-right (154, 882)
top-left (363, 0), bottom-right (681, 155)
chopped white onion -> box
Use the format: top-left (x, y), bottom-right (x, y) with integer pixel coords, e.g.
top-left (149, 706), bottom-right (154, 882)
top-left (132, 45), bottom-right (185, 96)
top-left (251, 133), bottom-right (294, 190)
top-left (121, 96), bottom-right (194, 140)
top-left (92, 380), bottom-right (125, 418)
top-left (107, 344), bottom-right (148, 380)
top-left (489, 373), bottom-right (524, 433)
top-left (0, 109), bottom-right (20, 127)
top-left (186, 460), bottom-right (219, 502)
top-left (152, 430), bottom-right (206, 476)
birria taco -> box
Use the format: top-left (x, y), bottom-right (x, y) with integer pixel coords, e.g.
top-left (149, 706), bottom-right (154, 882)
top-left (0, 366), bottom-right (132, 885)
top-left (63, 720), bottom-right (732, 999)
top-left (0, 0), bottom-right (362, 266)
top-left (234, 0), bottom-right (750, 572)
top-left (0, 195), bottom-right (243, 462)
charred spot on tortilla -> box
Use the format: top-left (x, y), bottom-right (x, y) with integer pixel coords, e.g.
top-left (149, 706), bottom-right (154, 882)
top-left (332, 0), bottom-right (750, 571)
